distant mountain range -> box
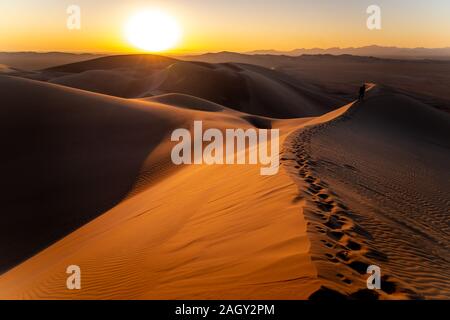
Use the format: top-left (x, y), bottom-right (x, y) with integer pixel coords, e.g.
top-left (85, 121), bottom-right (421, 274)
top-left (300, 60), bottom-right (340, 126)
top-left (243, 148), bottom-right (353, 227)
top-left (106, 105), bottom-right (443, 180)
top-left (246, 45), bottom-right (450, 60)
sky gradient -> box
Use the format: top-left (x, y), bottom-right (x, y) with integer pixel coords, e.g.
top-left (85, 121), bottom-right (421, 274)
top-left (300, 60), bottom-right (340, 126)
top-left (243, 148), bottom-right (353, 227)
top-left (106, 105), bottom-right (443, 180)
top-left (1, 0), bottom-right (449, 53)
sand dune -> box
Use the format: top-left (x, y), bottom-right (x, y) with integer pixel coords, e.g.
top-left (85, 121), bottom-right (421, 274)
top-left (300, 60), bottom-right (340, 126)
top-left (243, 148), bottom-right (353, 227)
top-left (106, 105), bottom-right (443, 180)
top-left (0, 75), bottom-right (264, 273)
top-left (44, 54), bottom-right (177, 73)
top-left (0, 52), bottom-right (105, 71)
top-left (284, 85), bottom-right (450, 299)
top-left (0, 84), bottom-right (317, 297)
top-left (184, 52), bottom-right (450, 111)
top-left (19, 55), bottom-right (343, 118)
top-left (0, 74), bottom-right (319, 299)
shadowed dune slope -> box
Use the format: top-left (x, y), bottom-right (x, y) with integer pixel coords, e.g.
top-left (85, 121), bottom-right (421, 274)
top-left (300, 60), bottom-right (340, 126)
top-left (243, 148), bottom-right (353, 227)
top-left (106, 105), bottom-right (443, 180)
top-left (21, 55), bottom-right (343, 118)
top-left (284, 86), bottom-right (450, 299)
top-left (0, 75), bottom-right (191, 273)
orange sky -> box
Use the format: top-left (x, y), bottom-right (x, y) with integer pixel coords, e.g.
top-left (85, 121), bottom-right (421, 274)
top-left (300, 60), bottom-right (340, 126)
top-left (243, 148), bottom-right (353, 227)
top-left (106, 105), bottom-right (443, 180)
top-left (1, 0), bottom-right (449, 54)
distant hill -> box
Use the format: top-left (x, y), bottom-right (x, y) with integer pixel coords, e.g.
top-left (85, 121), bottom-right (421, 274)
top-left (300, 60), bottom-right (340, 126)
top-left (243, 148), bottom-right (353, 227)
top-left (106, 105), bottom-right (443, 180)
top-left (245, 45), bottom-right (450, 60)
top-left (0, 52), bottom-right (105, 71)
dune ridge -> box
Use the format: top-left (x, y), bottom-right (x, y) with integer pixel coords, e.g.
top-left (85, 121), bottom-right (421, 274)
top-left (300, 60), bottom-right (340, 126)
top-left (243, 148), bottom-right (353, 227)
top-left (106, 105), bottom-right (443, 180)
top-left (18, 55), bottom-right (343, 118)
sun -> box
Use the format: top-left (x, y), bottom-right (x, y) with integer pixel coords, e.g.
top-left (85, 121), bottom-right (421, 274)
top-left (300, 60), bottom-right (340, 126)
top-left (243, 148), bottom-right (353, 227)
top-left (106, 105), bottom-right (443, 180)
top-left (125, 9), bottom-right (181, 52)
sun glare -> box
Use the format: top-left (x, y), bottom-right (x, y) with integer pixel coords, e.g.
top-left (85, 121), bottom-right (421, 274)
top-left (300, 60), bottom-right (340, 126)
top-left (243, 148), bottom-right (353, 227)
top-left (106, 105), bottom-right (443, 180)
top-left (125, 9), bottom-right (181, 52)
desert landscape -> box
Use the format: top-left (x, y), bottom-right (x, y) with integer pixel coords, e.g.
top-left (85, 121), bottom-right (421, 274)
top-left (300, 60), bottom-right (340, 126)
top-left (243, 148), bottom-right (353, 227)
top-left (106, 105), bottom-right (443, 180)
top-left (0, 51), bottom-right (449, 299)
top-left (1, 0), bottom-right (449, 302)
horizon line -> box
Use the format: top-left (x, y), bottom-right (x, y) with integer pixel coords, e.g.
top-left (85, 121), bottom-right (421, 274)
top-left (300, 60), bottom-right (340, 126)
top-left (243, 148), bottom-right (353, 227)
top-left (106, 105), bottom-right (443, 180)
top-left (1, 44), bottom-right (450, 56)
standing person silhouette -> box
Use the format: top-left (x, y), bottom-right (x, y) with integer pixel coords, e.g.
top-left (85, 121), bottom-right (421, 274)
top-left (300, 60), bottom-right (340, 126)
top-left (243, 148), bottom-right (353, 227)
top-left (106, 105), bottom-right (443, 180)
top-left (358, 83), bottom-right (366, 101)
